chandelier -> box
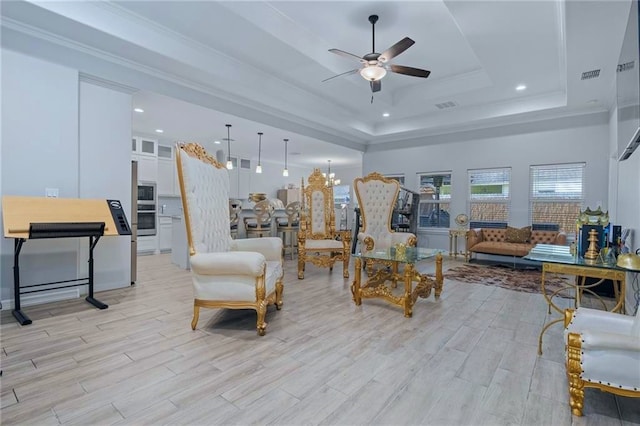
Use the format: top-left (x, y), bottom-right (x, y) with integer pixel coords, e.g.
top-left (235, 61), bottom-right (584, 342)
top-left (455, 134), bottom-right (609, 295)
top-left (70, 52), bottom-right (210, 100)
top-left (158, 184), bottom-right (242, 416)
top-left (322, 160), bottom-right (340, 186)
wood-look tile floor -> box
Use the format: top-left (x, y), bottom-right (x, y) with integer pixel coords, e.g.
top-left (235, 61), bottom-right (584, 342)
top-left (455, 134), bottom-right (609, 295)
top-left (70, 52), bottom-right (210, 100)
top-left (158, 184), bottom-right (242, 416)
top-left (1, 254), bottom-right (638, 425)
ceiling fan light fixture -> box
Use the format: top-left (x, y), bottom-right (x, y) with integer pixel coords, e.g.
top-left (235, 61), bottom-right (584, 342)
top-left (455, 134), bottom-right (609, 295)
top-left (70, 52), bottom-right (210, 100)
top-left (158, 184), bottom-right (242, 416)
top-left (360, 65), bottom-right (386, 81)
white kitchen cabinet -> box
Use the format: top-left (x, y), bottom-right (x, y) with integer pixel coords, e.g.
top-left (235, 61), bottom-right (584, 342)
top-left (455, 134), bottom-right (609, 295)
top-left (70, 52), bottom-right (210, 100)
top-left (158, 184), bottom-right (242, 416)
top-left (159, 216), bottom-right (172, 253)
top-left (132, 136), bottom-right (158, 157)
top-left (157, 145), bottom-right (180, 196)
top-left (133, 154), bottom-right (157, 183)
top-left (157, 158), bottom-right (174, 196)
top-left (277, 188), bottom-right (301, 205)
top-left (137, 235), bottom-right (157, 254)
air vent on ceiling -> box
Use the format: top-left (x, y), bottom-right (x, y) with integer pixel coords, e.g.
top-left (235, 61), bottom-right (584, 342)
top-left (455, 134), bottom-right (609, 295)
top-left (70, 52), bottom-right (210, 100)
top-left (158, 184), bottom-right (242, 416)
top-left (435, 101), bottom-right (458, 109)
top-left (617, 61), bottom-right (635, 72)
top-left (581, 69), bottom-right (600, 80)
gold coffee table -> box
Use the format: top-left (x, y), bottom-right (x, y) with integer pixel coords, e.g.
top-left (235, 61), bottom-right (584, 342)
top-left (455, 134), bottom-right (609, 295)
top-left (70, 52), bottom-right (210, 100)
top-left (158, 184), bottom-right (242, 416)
top-left (351, 247), bottom-right (444, 317)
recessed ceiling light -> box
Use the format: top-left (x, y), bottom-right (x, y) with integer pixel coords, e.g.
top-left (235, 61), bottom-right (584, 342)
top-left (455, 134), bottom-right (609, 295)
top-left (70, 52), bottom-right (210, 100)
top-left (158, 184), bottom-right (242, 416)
top-left (133, 108), bottom-right (144, 113)
top-left (214, 140), bottom-right (221, 144)
top-left (587, 99), bottom-right (598, 104)
top-left (155, 129), bottom-right (164, 133)
top-left (516, 84), bottom-right (527, 91)
top-left (383, 113), bottom-right (390, 117)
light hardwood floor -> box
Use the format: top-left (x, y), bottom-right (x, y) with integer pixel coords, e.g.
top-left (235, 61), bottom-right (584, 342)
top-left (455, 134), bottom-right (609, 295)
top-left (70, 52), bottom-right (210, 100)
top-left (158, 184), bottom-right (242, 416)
top-left (1, 254), bottom-right (638, 425)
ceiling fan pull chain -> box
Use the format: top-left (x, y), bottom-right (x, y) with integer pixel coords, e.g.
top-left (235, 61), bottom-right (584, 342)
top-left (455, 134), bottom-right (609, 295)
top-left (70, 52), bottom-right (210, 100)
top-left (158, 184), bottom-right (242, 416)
top-left (371, 94), bottom-right (374, 104)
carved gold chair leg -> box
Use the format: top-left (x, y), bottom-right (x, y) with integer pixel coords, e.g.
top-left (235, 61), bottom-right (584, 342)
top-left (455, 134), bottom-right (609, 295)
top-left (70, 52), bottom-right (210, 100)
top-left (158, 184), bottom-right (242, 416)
top-left (191, 305), bottom-right (200, 330)
top-left (343, 253), bottom-right (350, 278)
top-left (275, 280), bottom-right (284, 310)
top-left (256, 302), bottom-right (267, 336)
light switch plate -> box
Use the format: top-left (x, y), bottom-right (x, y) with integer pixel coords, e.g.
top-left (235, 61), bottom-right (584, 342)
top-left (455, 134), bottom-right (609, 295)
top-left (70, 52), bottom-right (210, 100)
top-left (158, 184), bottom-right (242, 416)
top-left (45, 188), bottom-right (59, 198)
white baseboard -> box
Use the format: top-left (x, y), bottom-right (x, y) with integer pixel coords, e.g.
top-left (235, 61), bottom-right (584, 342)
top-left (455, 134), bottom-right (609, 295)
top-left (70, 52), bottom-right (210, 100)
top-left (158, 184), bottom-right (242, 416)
top-left (1, 289), bottom-right (80, 310)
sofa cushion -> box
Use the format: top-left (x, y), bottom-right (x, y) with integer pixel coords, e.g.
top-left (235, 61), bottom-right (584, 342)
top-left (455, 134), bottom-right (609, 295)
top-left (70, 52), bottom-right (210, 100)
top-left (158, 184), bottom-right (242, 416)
top-left (469, 241), bottom-right (534, 257)
top-left (481, 228), bottom-right (506, 242)
top-left (530, 230), bottom-right (561, 245)
top-left (505, 226), bottom-right (531, 243)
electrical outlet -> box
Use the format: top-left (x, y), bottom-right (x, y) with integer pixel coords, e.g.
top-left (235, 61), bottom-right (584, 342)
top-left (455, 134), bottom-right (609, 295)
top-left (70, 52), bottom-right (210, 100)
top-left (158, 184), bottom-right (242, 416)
top-left (45, 188), bottom-right (59, 198)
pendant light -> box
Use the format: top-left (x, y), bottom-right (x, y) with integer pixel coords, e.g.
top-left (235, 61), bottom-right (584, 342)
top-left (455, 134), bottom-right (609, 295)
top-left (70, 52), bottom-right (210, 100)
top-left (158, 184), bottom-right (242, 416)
top-left (282, 138), bottom-right (289, 177)
top-left (255, 132), bottom-right (263, 174)
top-left (225, 124), bottom-right (233, 170)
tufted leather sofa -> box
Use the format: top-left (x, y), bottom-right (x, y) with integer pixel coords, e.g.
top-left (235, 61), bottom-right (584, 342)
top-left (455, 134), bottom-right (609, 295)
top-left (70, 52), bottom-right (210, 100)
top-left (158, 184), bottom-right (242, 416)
top-left (466, 227), bottom-right (567, 261)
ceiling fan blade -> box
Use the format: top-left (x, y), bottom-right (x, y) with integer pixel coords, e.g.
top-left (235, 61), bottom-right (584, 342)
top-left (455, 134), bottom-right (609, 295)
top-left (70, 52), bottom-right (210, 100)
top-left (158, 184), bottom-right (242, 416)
top-left (328, 49), bottom-right (365, 62)
top-left (378, 37), bottom-right (415, 63)
top-left (390, 64), bottom-right (431, 78)
top-left (370, 80), bottom-right (381, 93)
top-left (322, 69), bottom-right (360, 83)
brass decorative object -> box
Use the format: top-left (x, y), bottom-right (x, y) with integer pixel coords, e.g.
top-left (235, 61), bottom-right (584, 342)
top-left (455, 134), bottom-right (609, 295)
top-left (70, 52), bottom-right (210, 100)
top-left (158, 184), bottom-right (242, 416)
top-left (583, 229), bottom-right (600, 262)
top-left (248, 193), bottom-right (267, 203)
top-left (576, 206), bottom-right (609, 227)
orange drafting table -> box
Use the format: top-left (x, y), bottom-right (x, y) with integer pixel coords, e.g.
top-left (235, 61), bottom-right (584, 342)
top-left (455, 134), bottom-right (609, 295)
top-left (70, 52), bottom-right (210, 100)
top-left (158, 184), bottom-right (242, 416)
top-left (2, 196), bottom-right (131, 325)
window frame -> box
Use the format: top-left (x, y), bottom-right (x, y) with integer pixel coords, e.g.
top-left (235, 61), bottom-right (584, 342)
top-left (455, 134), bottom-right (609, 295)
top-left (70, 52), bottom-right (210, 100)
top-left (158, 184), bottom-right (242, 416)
top-left (417, 171), bottom-right (452, 230)
top-left (467, 167), bottom-right (512, 224)
top-left (529, 162), bottom-right (585, 234)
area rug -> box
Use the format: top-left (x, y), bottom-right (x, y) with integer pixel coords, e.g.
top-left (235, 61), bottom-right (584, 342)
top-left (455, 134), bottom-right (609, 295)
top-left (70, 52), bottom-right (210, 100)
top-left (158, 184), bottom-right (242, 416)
top-left (444, 263), bottom-right (573, 296)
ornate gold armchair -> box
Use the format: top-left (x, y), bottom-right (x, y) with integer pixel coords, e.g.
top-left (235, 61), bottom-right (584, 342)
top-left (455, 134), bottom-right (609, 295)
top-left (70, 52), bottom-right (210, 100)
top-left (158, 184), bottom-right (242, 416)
top-left (298, 169), bottom-right (351, 279)
top-left (354, 172), bottom-right (416, 271)
top-left (176, 143), bottom-right (284, 335)
top-left (564, 307), bottom-right (640, 416)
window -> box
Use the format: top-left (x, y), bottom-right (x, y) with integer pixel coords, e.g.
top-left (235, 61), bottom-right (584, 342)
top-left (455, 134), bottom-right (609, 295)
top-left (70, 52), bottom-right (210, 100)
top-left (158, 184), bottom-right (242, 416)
top-left (418, 172), bottom-right (451, 228)
top-left (385, 175), bottom-right (410, 230)
top-left (468, 168), bottom-right (511, 223)
top-left (530, 163), bottom-right (585, 233)
top-left (385, 175), bottom-right (405, 185)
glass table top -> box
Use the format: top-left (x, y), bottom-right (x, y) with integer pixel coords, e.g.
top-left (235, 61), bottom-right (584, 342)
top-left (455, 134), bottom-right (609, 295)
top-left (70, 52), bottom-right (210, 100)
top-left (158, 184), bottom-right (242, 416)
top-left (356, 247), bottom-right (444, 264)
top-left (523, 244), bottom-right (622, 270)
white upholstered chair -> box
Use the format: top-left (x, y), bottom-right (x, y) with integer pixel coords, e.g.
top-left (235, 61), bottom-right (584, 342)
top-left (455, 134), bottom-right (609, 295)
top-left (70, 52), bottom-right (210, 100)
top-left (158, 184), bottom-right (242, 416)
top-left (564, 307), bottom-right (640, 416)
top-left (298, 169), bottom-right (351, 279)
top-left (354, 172), bottom-right (416, 271)
top-left (176, 143), bottom-right (284, 336)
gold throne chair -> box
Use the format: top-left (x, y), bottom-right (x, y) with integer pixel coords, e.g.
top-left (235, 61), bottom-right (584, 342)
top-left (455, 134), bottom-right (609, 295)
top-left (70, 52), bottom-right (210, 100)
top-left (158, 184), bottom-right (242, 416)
top-left (297, 169), bottom-right (351, 279)
top-left (354, 172), bottom-right (417, 272)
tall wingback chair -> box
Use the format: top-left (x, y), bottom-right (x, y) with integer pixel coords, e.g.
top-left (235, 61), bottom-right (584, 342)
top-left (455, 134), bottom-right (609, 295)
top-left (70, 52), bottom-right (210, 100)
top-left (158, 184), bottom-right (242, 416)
top-left (354, 172), bottom-right (416, 270)
top-left (297, 169), bottom-right (351, 280)
top-left (175, 143), bottom-right (284, 336)
top-left (563, 307), bottom-right (640, 416)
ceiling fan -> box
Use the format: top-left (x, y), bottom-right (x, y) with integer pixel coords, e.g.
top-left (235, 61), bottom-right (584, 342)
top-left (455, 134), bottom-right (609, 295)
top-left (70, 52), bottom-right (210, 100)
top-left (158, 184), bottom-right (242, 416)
top-left (324, 14), bottom-right (431, 98)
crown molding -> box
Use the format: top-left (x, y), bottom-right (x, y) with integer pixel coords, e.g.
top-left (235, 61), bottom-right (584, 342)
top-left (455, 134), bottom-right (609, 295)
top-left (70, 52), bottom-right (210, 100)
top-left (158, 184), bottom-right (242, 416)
top-left (79, 73), bottom-right (138, 94)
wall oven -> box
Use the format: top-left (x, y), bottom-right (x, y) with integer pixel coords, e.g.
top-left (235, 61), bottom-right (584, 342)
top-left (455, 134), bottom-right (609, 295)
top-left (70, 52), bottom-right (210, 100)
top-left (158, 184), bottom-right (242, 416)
top-left (137, 182), bottom-right (156, 236)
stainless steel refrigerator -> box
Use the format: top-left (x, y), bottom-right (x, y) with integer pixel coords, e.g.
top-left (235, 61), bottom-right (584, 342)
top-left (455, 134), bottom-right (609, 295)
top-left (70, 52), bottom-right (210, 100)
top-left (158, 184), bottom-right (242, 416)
top-left (131, 160), bottom-right (138, 284)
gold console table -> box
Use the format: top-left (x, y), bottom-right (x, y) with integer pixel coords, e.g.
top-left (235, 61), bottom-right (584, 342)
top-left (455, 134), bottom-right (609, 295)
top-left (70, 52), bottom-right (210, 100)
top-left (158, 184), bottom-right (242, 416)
top-left (351, 247), bottom-right (444, 317)
top-left (448, 228), bottom-right (468, 260)
top-left (524, 244), bottom-right (626, 355)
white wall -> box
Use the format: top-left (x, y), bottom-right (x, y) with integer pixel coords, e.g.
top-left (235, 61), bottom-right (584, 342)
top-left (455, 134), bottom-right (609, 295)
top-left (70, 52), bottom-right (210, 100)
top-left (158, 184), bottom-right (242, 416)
top-left (364, 119), bottom-right (610, 250)
top-left (1, 49), bottom-right (133, 307)
top-left (1, 49), bottom-right (80, 303)
top-left (78, 81), bottom-right (133, 291)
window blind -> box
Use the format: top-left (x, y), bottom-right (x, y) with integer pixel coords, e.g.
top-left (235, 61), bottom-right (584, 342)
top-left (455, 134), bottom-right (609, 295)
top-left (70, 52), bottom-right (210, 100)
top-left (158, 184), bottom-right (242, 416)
top-left (468, 167), bottom-right (511, 222)
top-left (530, 163), bottom-right (585, 233)
top-left (418, 172), bottom-right (451, 228)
